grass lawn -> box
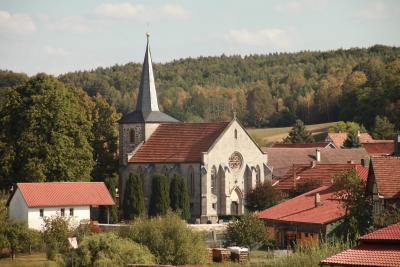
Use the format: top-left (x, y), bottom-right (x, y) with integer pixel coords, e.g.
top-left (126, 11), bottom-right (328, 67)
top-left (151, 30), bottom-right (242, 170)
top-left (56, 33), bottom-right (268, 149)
top-left (247, 122), bottom-right (337, 146)
top-left (0, 252), bottom-right (56, 267)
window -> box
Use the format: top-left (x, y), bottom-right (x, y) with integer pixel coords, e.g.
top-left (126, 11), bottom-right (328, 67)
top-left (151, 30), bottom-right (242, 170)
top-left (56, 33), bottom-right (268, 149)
top-left (129, 129), bottom-right (135, 144)
top-left (234, 129), bottom-right (238, 139)
top-left (163, 166), bottom-right (168, 177)
top-left (305, 233), bottom-right (309, 237)
top-left (188, 166), bottom-right (195, 196)
top-left (69, 208), bottom-right (74, 216)
top-left (39, 209), bottom-right (44, 218)
top-left (256, 165), bottom-right (261, 185)
top-left (211, 166), bottom-right (217, 194)
top-left (212, 203), bottom-right (216, 209)
top-left (60, 208), bottom-right (65, 216)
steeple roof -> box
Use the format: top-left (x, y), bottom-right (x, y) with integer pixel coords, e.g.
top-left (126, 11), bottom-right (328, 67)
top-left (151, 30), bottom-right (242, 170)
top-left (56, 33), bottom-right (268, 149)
top-left (119, 33), bottom-right (179, 124)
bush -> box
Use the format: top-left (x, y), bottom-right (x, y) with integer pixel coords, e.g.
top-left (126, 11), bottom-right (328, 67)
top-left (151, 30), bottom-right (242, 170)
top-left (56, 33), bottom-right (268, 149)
top-left (245, 181), bottom-right (282, 212)
top-left (42, 215), bottom-right (73, 260)
top-left (64, 232), bottom-right (155, 266)
top-left (119, 212), bottom-right (208, 265)
top-left (225, 213), bottom-right (271, 249)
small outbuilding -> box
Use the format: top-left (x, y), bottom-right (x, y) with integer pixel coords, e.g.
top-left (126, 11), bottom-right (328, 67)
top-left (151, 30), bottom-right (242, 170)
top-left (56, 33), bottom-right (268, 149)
top-left (8, 182), bottom-right (115, 230)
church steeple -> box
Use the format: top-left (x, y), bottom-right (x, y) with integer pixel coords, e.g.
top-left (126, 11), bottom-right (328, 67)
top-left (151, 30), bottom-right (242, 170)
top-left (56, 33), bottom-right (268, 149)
top-left (118, 33), bottom-right (179, 124)
top-left (136, 32), bottom-right (160, 118)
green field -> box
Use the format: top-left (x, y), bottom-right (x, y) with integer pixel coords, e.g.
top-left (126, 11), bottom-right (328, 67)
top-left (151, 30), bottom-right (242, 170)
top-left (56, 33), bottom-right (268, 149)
top-left (247, 122), bottom-right (337, 146)
top-left (0, 253), bottom-right (56, 267)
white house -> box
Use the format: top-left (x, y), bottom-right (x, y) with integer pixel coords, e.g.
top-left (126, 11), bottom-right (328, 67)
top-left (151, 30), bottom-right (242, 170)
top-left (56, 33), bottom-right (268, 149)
top-left (8, 182), bottom-right (115, 230)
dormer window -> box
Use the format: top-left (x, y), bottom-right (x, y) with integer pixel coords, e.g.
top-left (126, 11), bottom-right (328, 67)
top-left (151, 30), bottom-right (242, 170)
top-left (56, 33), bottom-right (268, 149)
top-left (129, 129), bottom-right (135, 144)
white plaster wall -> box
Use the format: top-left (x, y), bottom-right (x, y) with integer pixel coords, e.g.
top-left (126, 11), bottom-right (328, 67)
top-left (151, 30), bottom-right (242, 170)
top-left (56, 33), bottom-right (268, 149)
top-left (27, 206), bottom-right (90, 231)
top-left (145, 123), bottom-right (160, 141)
top-left (202, 120), bottom-right (268, 220)
top-left (9, 189), bottom-right (29, 222)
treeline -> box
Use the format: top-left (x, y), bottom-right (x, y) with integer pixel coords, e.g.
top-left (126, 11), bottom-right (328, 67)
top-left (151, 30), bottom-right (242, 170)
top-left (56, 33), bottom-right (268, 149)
top-left (56, 44), bottom-right (400, 128)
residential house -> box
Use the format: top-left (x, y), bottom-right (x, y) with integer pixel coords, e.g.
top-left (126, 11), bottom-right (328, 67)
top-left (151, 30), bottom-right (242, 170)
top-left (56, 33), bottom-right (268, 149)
top-left (362, 140), bottom-right (395, 156)
top-left (320, 222), bottom-right (400, 267)
top-left (8, 182), bottom-right (115, 230)
top-left (325, 132), bottom-right (373, 148)
top-left (275, 163), bottom-right (368, 198)
top-left (263, 147), bottom-right (369, 178)
top-left (366, 156), bottom-right (400, 215)
top-left (257, 164), bottom-right (368, 248)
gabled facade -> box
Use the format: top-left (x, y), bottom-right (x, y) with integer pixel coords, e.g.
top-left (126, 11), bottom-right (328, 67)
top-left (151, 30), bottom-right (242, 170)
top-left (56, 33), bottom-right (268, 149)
top-left (366, 156), bottom-right (400, 215)
top-left (118, 35), bottom-right (269, 223)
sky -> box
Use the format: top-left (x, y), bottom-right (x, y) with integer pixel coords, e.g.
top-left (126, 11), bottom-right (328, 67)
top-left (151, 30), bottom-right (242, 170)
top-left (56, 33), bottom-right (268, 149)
top-left (1, 0), bottom-right (399, 75)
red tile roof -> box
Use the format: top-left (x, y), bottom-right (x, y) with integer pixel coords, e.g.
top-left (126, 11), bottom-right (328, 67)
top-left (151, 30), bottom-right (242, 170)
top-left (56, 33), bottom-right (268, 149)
top-left (370, 157), bottom-right (400, 199)
top-left (130, 122), bottom-right (229, 163)
top-left (271, 142), bottom-right (333, 148)
top-left (257, 186), bottom-right (345, 224)
top-left (17, 182), bottom-right (115, 207)
top-left (276, 163), bottom-right (368, 191)
top-left (320, 244), bottom-right (400, 267)
top-left (362, 140), bottom-right (394, 156)
top-left (326, 132), bottom-right (373, 148)
top-left (360, 223), bottom-right (400, 242)
top-left (264, 147), bottom-right (369, 177)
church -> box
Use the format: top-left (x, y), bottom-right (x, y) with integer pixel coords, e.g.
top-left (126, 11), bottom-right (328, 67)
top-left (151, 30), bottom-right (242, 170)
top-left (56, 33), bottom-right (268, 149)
top-left (119, 34), bottom-right (270, 223)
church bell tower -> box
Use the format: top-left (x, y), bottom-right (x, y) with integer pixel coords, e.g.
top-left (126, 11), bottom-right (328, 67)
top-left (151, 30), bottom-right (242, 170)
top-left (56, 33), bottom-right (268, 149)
top-left (118, 33), bottom-right (179, 166)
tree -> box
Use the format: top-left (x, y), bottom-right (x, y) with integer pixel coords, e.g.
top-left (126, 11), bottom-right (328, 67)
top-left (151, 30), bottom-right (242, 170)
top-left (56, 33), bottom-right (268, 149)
top-left (343, 130), bottom-right (361, 148)
top-left (225, 213), bottom-right (271, 250)
top-left (169, 175), bottom-right (191, 221)
top-left (1, 220), bottom-right (35, 259)
top-left (64, 232), bottom-right (155, 266)
top-left (90, 94), bottom-right (119, 182)
top-left (283, 119), bottom-right (314, 143)
top-left (98, 173), bottom-right (119, 223)
top-left (120, 212), bottom-right (208, 265)
top-left (328, 121), bottom-right (360, 133)
top-left (123, 173), bottom-right (145, 220)
top-left (246, 84), bottom-right (275, 127)
top-left (372, 115), bottom-right (396, 140)
top-left (149, 173), bottom-right (170, 217)
top-left (245, 181), bottom-right (282, 212)
top-left (332, 169), bottom-right (372, 240)
top-left (1, 74), bottom-right (94, 185)
top-left (373, 204), bottom-right (400, 229)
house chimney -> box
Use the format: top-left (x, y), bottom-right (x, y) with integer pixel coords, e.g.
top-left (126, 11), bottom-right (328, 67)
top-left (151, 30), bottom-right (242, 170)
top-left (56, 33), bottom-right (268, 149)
top-left (316, 148), bottom-right (321, 162)
top-left (315, 193), bottom-right (321, 207)
top-left (357, 130), bottom-right (361, 137)
top-left (310, 160), bottom-right (317, 168)
top-left (347, 160), bottom-right (355, 164)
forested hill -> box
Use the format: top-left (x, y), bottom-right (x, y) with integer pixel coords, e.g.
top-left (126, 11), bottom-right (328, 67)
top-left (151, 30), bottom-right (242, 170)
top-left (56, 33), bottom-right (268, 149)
top-left (3, 45), bottom-right (400, 129)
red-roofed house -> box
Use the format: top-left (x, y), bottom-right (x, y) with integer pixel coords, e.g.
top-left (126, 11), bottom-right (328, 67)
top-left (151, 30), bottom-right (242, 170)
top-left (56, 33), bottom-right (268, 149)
top-left (325, 132), bottom-right (373, 148)
top-left (8, 182), bottom-right (115, 230)
top-left (362, 140), bottom-right (395, 156)
top-left (118, 36), bottom-right (269, 223)
top-left (271, 142), bottom-right (336, 149)
top-left (276, 163), bottom-right (368, 197)
top-left (366, 156), bottom-right (400, 216)
top-left (257, 186), bottom-right (344, 248)
top-left (320, 223), bottom-right (400, 267)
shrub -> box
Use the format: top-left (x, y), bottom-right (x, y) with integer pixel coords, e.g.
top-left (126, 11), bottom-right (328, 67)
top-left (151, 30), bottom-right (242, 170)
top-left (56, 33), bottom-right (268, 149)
top-left (119, 212), bottom-right (208, 265)
top-left (245, 181), bottom-right (282, 211)
top-left (64, 232), bottom-right (155, 266)
top-left (42, 215), bottom-right (73, 260)
top-left (225, 213), bottom-right (271, 249)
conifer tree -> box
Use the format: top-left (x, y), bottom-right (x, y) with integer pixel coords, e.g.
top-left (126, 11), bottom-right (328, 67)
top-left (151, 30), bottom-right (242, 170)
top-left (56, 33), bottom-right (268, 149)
top-left (169, 175), bottom-right (181, 211)
top-left (123, 173), bottom-right (145, 220)
top-left (283, 119), bottom-right (314, 143)
top-left (179, 178), bottom-right (191, 221)
top-left (149, 173), bottom-right (170, 216)
top-left (99, 174), bottom-right (119, 223)
top-left (343, 130), bottom-right (362, 148)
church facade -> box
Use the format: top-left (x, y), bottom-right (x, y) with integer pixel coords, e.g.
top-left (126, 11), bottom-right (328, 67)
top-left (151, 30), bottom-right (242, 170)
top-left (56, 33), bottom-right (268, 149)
top-left (119, 35), bottom-right (270, 223)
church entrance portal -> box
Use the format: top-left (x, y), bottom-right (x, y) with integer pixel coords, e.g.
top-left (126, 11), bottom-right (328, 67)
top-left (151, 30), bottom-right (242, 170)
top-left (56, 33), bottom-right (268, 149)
top-left (229, 187), bottom-right (242, 215)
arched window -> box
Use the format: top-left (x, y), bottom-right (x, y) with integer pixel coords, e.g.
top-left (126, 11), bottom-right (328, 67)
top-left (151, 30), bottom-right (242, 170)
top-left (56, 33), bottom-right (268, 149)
top-left (256, 165), bottom-right (261, 186)
top-left (234, 129), bottom-right (238, 139)
top-left (211, 166), bottom-right (217, 194)
top-left (162, 166), bottom-right (169, 177)
top-left (129, 129), bottom-right (135, 144)
top-left (137, 166), bottom-right (144, 190)
top-left (188, 166), bottom-right (195, 196)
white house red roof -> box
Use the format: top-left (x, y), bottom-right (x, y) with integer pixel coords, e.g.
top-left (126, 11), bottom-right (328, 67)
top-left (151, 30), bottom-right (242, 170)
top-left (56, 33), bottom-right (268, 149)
top-left (16, 182), bottom-right (115, 207)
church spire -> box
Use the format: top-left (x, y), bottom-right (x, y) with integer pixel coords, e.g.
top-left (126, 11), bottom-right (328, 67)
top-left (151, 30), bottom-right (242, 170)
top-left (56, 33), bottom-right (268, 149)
top-left (136, 32), bottom-right (160, 117)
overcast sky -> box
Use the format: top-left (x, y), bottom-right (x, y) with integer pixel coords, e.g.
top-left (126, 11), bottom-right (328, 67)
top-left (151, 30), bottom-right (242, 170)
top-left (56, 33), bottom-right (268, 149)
top-left (1, 0), bottom-right (399, 75)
